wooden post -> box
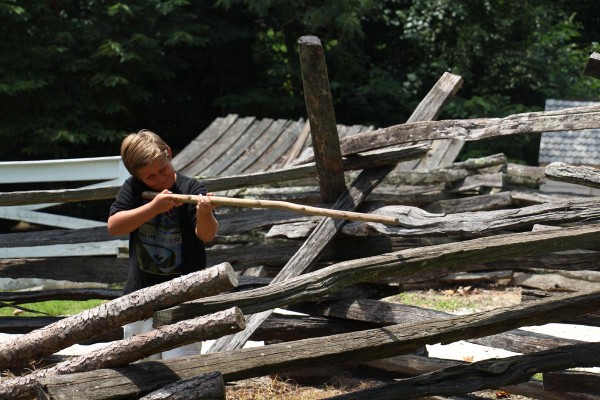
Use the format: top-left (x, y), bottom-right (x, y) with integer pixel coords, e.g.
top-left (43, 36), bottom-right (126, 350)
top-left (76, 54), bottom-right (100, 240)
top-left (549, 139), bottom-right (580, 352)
top-left (584, 52), bottom-right (600, 79)
top-left (298, 35), bottom-right (346, 203)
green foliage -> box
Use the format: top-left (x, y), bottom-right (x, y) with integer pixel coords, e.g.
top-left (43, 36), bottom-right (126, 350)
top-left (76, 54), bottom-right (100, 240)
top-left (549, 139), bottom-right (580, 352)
top-left (0, 299), bottom-right (105, 317)
top-left (0, 0), bottom-right (598, 163)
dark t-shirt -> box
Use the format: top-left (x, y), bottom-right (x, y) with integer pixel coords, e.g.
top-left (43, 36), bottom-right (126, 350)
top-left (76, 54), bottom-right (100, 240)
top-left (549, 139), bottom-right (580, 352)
top-left (109, 174), bottom-right (208, 294)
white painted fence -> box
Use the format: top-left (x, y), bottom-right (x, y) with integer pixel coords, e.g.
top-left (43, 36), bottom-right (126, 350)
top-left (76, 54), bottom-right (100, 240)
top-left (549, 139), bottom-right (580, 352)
top-left (0, 156), bottom-right (130, 258)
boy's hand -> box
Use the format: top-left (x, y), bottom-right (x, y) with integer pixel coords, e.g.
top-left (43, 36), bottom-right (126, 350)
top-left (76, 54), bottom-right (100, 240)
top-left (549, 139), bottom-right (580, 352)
top-left (151, 189), bottom-right (183, 214)
top-left (196, 193), bottom-right (216, 215)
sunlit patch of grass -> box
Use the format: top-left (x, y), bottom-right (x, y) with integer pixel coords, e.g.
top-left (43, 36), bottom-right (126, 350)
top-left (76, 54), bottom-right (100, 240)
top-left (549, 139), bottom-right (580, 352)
top-left (0, 299), bottom-right (106, 317)
top-left (390, 291), bottom-right (480, 313)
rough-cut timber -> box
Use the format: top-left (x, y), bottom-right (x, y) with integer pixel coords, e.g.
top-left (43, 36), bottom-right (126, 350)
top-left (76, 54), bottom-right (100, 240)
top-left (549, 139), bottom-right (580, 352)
top-left (0, 308), bottom-right (244, 400)
top-left (154, 225), bottom-right (600, 325)
top-left (196, 72), bottom-right (464, 353)
top-left (543, 370), bottom-right (600, 395)
top-left (545, 161), bottom-right (600, 189)
top-left (326, 342), bottom-right (600, 400)
top-left (0, 262), bottom-right (237, 369)
top-left (138, 372), bottom-right (225, 400)
top-left (38, 290), bottom-right (600, 400)
top-left (298, 35), bottom-right (346, 203)
top-left (584, 52), bottom-right (600, 79)
top-left (340, 105), bottom-right (600, 155)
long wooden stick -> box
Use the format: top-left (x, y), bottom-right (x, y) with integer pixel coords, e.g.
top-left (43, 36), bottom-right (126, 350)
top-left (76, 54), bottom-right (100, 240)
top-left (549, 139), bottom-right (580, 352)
top-left (141, 191), bottom-right (399, 226)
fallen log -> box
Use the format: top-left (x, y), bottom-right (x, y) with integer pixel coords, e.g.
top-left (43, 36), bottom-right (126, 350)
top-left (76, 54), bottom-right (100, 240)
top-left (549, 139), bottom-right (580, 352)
top-left (424, 191), bottom-right (512, 214)
top-left (0, 262), bottom-right (237, 369)
top-left (0, 308), bottom-right (244, 400)
top-left (362, 355), bottom-right (578, 400)
top-left (340, 104), bottom-right (600, 155)
top-left (138, 372), bottom-right (225, 400)
top-left (326, 342), bottom-right (600, 400)
top-left (299, 298), bottom-right (583, 354)
top-left (341, 197), bottom-right (600, 237)
top-left (38, 290), bottom-right (600, 400)
top-left (154, 225), bottom-right (600, 326)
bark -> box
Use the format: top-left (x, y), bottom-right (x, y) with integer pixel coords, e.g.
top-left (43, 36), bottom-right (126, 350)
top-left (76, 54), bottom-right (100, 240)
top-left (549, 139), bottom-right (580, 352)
top-left (326, 342), bottom-right (600, 399)
top-left (138, 372), bottom-right (225, 400)
top-left (38, 290), bottom-right (600, 400)
top-left (0, 262), bottom-right (237, 369)
top-left (545, 161), bottom-right (600, 189)
top-left (1, 308), bottom-right (243, 400)
top-left (340, 104), bottom-right (600, 156)
top-left (154, 225), bottom-right (600, 326)
top-left (298, 35), bottom-right (346, 203)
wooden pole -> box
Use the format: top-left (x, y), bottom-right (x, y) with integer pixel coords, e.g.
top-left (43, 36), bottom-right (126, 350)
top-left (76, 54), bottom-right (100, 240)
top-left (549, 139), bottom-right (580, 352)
top-left (298, 35), bottom-right (346, 203)
top-left (141, 191), bottom-right (400, 226)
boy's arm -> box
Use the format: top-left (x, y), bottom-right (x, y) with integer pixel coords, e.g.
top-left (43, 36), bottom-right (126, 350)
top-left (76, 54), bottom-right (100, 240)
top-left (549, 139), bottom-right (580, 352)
top-left (195, 194), bottom-right (219, 242)
top-left (107, 189), bottom-right (183, 235)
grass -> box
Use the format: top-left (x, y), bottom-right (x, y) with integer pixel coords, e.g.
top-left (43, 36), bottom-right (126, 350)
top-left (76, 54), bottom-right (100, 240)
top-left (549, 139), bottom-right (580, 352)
top-left (0, 299), bottom-right (106, 317)
top-left (390, 291), bottom-right (481, 313)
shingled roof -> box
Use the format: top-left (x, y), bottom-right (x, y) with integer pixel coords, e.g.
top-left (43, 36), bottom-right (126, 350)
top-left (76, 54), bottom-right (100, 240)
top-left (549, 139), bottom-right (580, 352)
top-left (538, 99), bottom-right (600, 166)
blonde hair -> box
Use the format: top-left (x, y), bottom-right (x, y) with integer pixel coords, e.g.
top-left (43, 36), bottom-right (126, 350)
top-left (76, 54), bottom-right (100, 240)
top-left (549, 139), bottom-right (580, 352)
top-left (120, 129), bottom-right (170, 177)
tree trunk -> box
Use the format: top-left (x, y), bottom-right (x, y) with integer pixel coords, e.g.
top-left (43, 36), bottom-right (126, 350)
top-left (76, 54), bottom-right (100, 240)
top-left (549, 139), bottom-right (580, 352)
top-left (38, 291), bottom-right (600, 400)
top-left (0, 308), bottom-right (244, 400)
top-left (0, 262), bottom-right (237, 369)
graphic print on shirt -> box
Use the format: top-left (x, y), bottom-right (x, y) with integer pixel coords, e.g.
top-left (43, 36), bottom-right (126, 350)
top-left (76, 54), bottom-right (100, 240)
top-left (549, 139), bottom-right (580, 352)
top-left (136, 211), bottom-right (183, 274)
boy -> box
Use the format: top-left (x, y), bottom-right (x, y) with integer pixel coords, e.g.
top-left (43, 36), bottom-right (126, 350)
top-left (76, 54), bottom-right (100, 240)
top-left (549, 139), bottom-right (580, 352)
top-left (108, 129), bottom-right (218, 359)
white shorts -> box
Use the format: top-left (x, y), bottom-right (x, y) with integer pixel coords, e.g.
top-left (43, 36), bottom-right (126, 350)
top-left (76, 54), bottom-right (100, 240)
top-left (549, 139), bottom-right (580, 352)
top-left (123, 318), bottom-right (202, 361)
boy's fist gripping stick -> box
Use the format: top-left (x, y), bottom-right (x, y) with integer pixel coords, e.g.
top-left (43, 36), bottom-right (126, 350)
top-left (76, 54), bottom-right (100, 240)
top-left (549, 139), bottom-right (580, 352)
top-left (142, 191), bottom-right (400, 226)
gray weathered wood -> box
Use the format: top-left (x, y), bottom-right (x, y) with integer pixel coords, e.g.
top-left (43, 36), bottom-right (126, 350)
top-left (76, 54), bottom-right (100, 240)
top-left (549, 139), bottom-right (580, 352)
top-left (204, 72), bottom-right (463, 353)
top-left (138, 372), bottom-right (225, 400)
top-left (38, 290), bottom-right (600, 400)
top-left (298, 35), bottom-right (346, 203)
top-left (0, 308), bottom-right (243, 400)
top-left (326, 342), bottom-right (600, 399)
top-left (341, 197), bottom-right (600, 237)
top-left (0, 263), bottom-right (237, 369)
top-left (424, 191), bottom-right (513, 214)
top-left (154, 225), bottom-right (600, 326)
top-left (584, 52), bottom-right (600, 79)
top-left (340, 105), bottom-right (600, 156)
top-left (545, 161), bottom-right (600, 189)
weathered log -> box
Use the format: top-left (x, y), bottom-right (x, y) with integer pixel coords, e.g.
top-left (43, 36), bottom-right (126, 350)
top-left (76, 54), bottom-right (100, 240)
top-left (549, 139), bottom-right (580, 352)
top-left (298, 35), bottom-right (346, 203)
top-left (505, 163), bottom-right (545, 188)
top-left (341, 198), bottom-right (600, 237)
top-left (340, 104), bottom-right (600, 156)
top-left (138, 372), bottom-right (225, 400)
top-left (362, 355), bottom-right (577, 400)
top-left (447, 172), bottom-right (503, 194)
top-left (543, 370), bottom-right (600, 395)
top-left (545, 161), bottom-right (600, 189)
top-left (0, 263), bottom-right (237, 369)
top-left (326, 342), bottom-right (600, 399)
top-left (0, 308), bottom-right (244, 400)
top-left (38, 290), bottom-right (600, 399)
top-left (509, 188), bottom-right (591, 206)
top-left (154, 225), bottom-right (600, 326)
top-left (300, 298), bottom-right (582, 354)
top-left (584, 52), bottom-right (600, 79)
top-left (512, 271), bottom-right (600, 292)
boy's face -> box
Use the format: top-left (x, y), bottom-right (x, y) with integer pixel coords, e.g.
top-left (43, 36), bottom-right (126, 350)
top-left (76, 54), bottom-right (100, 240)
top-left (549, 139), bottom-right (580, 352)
top-left (136, 156), bottom-right (176, 191)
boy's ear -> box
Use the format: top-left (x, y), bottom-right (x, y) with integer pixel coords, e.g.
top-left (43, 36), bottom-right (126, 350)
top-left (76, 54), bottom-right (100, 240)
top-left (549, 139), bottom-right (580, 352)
top-left (167, 146), bottom-right (173, 159)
